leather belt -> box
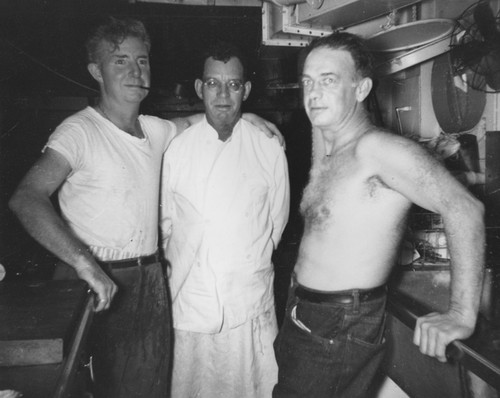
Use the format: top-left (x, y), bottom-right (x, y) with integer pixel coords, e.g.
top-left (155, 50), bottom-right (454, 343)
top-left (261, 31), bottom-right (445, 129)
top-left (97, 252), bottom-right (159, 270)
top-left (295, 284), bottom-right (386, 305)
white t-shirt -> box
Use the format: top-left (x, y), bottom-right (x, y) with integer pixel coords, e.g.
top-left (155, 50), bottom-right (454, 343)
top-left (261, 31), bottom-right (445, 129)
top-left (46, 106), bottom-right (176, 261)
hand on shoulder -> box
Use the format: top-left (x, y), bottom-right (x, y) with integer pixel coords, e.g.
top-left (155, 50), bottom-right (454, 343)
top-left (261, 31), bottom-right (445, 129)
top-left (242, 113), bottom-right (286, 148)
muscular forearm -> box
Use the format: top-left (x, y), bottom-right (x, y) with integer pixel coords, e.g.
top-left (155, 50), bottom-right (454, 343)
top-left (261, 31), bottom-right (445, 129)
top-left (413, 194), bottom-right (484, 362)
top-left (445, 200), bottom-right (485, 324)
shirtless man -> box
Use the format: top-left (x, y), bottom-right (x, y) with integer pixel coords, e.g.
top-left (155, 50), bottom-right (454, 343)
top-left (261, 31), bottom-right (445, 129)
top-left (272, 32), bottom-right (485, 398)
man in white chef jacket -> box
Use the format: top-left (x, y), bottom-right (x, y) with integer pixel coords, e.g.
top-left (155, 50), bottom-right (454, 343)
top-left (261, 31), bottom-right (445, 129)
top-left (160, 41), bottom-right (290, 398)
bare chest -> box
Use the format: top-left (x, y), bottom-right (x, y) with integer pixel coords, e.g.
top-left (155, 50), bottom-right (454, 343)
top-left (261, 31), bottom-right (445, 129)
top-left (300, 155), bottom-right (384, 229)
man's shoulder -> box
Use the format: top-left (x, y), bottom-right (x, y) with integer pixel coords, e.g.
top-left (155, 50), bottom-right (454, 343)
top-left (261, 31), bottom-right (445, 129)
top-left (239, 119), bottom-right (283, 152)
top-left (165, 120), bottom-right (203, 157)
top-left (140, 114), bottom-right (177, 134)
top-left (140, 114), bottom-right (177, 144)
top-left (141, 114), bottom-right (174, 128)
top-left (50, 107), bottom-right (96, 139)
top-left (58, 106), bottom-right (95, 126)
top-left (359, 128), bottom-right (393, 142)
top-left (172, 119), bottom-right (204, 143)
top-left (184, 118), bottom-right (205, 135)
top-left (355, 127), bottom-right (428, 171)
top-left (240, 118), bottom-right (261, 135)
top-left (357, 128), bottom-right (414, 152)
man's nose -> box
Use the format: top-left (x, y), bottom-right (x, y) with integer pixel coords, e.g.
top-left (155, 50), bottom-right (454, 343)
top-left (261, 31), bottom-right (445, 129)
top-left (130, 62), bottom-right (142, 77)
top-left (218, 82), bottom-right (230, 97)
top-left (306, 82), bottom-right (321, 99)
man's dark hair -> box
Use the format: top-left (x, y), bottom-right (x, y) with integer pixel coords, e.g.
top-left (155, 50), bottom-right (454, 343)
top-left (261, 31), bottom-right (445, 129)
top-left (304, 31), bottom-right (374, 79)
top-left (85, 16), bottom-right (151, 64)
top-left (200, 41), bottom-right (248, 81)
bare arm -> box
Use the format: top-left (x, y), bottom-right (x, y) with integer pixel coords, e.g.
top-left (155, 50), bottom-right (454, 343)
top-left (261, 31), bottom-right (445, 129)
top-left (361, 132), bottom-right (485, 362)
top-left (8, 148), bottom-right (117, 312)
top-left (171, 113), bottom-right (285, 147)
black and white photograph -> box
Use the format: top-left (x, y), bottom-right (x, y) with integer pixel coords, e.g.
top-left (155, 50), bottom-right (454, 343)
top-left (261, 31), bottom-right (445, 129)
top-left (0, 1), bottom-right (499, 397)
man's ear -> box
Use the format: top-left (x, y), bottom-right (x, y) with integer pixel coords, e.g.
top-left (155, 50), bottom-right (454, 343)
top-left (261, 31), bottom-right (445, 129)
top-left (194, 79), bottom-right (204, 100)
top-left (242, 81), bottom-right (252, 101)
top-left (356, 77), bottom-right (372, 102)
top-left (88, 63), bottom-right (103, 84)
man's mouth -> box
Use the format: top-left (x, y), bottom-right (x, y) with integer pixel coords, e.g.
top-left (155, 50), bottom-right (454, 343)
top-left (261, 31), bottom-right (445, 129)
top-left (309, 106), bottom-right (325, 113)
top-left (125, 84), bottom-right (149, 90)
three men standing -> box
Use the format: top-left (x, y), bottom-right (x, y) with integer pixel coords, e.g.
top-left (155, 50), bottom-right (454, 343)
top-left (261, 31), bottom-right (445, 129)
top-left (8, 15), bottom-right (484, 398)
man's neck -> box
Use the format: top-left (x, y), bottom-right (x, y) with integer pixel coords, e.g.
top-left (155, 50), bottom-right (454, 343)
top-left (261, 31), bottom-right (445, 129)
top-left (206, 117), bottom-right (240, 142)
top-left (97, 101), bottom-right (143, 138)
top-left (315, 113), bottom-right (372, 158)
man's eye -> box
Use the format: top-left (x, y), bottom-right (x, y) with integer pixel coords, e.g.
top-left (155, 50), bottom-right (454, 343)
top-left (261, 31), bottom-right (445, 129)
top-left (205, 80), bottom-right (218, 88)
top-left (301, 79), bottom-right (312, 87)
top-left (322, 77), bottom-right (336, 87)
top-left (228, 81), bottom-right (242, 91)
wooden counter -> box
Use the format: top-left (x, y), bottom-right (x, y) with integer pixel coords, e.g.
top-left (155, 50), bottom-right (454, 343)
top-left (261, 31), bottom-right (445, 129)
top-left (0, 280), bottom-right (94, 398)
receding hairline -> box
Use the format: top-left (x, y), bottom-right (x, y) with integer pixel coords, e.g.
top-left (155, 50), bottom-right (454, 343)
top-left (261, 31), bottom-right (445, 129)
top-left (304, 46), bottom-right (360, 80)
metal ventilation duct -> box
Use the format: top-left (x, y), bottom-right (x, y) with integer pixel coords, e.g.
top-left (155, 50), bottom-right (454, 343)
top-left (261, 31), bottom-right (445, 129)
top-left (262, 0), bottom-right (421, 47)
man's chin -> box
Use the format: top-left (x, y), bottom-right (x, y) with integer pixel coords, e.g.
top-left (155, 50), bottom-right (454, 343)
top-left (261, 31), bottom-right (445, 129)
top-left (207, 114), bottom-right (239, 130)
top-left (308, 114), bottom-right (326, 127)
top-left (211, 111), bottom-right (239, 123)
top-left (125, 93), bottom-right (148, 103)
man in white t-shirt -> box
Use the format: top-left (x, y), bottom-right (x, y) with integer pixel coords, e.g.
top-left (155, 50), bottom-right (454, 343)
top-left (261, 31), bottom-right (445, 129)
top-left (9, 17), bottom-right (281, 398)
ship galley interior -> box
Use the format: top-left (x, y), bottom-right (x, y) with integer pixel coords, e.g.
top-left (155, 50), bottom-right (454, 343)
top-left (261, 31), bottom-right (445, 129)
top-left (1, 0), bottom-right (500, 397)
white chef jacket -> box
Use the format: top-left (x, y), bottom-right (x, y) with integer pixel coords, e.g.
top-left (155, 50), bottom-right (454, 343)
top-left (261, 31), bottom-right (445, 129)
top-left (161, 117), bottom-right (290, 333)
top-left (46, 106), bottom-right (176, 261)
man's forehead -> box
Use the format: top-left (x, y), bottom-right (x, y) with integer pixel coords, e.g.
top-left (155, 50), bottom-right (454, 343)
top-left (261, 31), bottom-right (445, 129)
top-left (204, 57), bottom-right (244, 76)
top-left (205, 56), bottom-right (242, 67)
top-left (100, 37), bottom-right (148, 55)
top-left (304, 47), bottom-right (354, 73)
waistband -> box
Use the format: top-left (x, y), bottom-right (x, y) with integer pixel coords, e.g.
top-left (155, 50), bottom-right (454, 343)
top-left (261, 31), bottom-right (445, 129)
top-left (97, 252), bottom-right (159, 270)
top-left (295, 283), bottom-right (386, 305)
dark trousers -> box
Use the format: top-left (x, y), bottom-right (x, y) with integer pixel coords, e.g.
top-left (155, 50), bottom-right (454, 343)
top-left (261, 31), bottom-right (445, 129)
top-left (273, 278), bottom-right (387, 398)
top-left (54, 260), bottom-right (172, 398)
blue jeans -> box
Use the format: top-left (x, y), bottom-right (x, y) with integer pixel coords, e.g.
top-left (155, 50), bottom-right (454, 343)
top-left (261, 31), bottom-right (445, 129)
top-left (273, 276), bottom-right (387, 398)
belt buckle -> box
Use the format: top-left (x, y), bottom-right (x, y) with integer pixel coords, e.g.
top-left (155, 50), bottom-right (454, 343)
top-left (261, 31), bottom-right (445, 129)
top-left (137, 257), bottom-right (143, 266)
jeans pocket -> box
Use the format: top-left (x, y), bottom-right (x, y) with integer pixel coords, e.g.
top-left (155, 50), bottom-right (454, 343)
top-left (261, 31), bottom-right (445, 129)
top-left (347, 311), bottom-right (387, 348)
top-left (291, 300), bottom-right (345, 345)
